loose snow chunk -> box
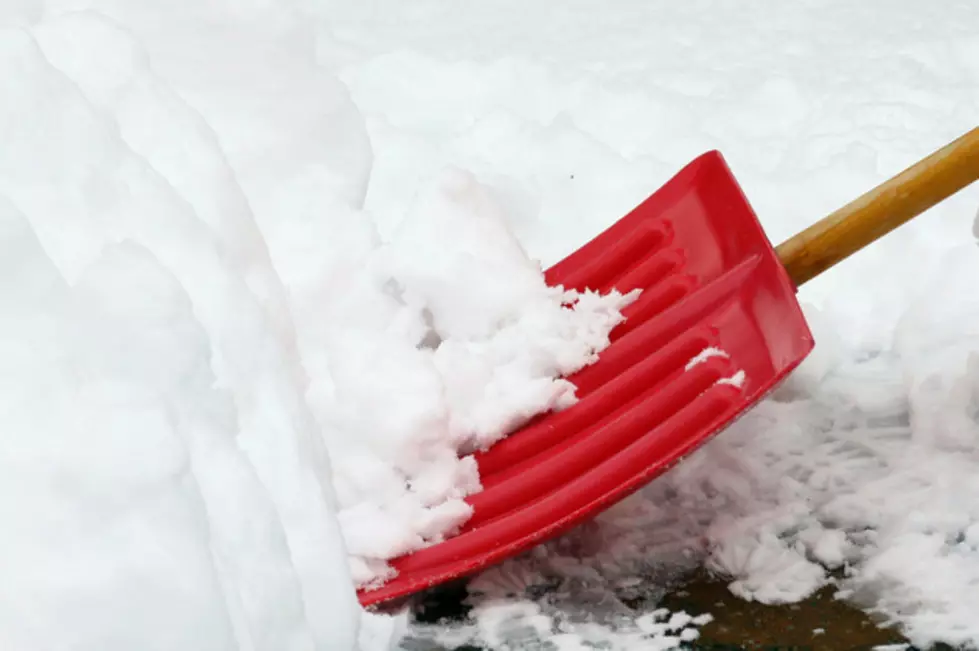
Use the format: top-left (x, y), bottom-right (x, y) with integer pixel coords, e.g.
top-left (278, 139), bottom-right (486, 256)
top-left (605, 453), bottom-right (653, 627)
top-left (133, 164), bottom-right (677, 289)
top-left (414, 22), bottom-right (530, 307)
top-left (637, 608), bottom-right (711, 649)
top-left (685, 346), bottom-right (729, 371)
top-left (679, 628), bottom-right (700, 642)
top-left (691, 614), bottom-right (714, 626)
top-left (322, 168), bottom-right (638, 585)
top-left (807, 528), bottom-right (850, 569)
top-left (665, 611), bottom-right (692, 631)
top-left (382, 167), bottom-right (639, 452)
top-left (708, 529), bottom-right (828, 604)
top-left (686, 346), bottom-right (746, 389)
top-left (718, 370), bottom-right (746, 389)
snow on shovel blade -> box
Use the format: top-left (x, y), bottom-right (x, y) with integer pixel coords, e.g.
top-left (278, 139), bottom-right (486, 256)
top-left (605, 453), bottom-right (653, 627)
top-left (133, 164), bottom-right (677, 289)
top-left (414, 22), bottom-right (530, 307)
top-left (357, 150), bottom-right (815, 608)
top-left (357, 126), bottom-right (979, 608)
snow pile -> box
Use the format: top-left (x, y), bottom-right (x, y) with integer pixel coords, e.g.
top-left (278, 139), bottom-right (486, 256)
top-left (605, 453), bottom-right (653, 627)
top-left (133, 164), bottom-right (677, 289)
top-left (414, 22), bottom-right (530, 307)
top-left (0, 2), bottom-right (634, 649)
top-left (314, 168), bottom-right (635, 587)
top-left (0, 212), bottom-right (254, 651)
top-left (1, 5), bottom-right (371, 649)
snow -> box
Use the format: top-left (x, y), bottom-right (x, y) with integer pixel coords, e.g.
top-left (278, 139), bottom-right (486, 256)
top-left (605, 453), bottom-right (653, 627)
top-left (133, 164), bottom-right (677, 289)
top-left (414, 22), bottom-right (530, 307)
top-left (685, 347), bottom-right (729, 371)
top-left (2, 5), bottom-right (368, 648)
top-left (4, 1), bottom-right (979, 651)
top-left (2, 1), bottom-right (631, 649)
top-left (309, 166), bottom-right (635, 588)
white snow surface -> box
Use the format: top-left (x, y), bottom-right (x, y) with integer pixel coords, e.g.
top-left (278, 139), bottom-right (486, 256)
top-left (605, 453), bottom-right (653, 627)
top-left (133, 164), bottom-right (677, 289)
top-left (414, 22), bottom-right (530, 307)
top-left (4, 1), bottom-right (979, 651)
top-left (1, 1), bottom-right (632, 650)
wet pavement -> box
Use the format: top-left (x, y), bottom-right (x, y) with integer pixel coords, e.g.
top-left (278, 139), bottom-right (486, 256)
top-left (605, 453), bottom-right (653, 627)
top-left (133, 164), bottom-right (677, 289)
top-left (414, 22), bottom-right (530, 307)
top-left (408, 570), bottom-right (953, 650)
top-left (657, 572), bottom-right (917, 650)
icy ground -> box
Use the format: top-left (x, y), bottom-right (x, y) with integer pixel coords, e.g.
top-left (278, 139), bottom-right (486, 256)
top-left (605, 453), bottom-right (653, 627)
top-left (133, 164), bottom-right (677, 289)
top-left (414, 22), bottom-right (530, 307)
top-left (2, 1), bottom-right (979, 650)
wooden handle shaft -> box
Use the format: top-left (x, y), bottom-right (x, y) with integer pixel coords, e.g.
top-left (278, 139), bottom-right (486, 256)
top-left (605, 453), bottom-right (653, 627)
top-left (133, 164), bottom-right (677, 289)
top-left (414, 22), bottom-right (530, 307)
top-left (775, 126), bottom-right (979, 287)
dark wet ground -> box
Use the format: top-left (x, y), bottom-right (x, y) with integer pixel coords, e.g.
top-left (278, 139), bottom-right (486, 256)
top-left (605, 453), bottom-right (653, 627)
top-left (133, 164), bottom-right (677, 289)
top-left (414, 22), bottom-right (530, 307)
top-left (409, 570), bottom-right (956, 650)
top-left (657, 572), bottom-right (917, 650)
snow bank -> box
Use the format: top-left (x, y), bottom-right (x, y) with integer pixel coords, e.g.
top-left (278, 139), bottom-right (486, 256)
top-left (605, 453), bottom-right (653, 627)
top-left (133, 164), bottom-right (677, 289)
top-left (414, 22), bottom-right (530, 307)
top-left (1, 4), bottom-right (370, 648)
top-left (1, 2), bottom-right (635, 649)
top-left (0, 209), bottom-right (242, 651)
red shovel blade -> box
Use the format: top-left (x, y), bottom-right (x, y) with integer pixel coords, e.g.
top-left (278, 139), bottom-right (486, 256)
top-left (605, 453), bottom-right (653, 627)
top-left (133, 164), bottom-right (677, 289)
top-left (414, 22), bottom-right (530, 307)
top-left (358, 150), bottom-right (814, 607)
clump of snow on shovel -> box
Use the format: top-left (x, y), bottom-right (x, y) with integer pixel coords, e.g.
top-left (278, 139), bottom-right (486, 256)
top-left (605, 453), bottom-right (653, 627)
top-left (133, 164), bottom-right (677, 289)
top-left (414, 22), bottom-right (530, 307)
top-left (333, 168), bottom-right (638, 586)
top-left (383, 167), bottom-right (640, 452)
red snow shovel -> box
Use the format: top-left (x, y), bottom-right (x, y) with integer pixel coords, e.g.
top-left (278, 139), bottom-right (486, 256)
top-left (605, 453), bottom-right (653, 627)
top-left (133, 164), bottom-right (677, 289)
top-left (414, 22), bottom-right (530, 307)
top-left (359, 126), bottom-right (979, 608)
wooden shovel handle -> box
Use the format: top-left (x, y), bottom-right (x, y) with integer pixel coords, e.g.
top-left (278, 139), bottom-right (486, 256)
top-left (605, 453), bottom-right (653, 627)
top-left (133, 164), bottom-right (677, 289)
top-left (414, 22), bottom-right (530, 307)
top-left (775, 126), bottom-right (979, 287)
